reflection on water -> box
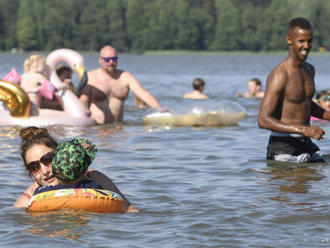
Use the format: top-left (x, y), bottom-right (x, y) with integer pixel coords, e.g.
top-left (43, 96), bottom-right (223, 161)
top-left (266, 162), bottom-right (325, 197)
top-left (23, 211), bottom-right (91, 240)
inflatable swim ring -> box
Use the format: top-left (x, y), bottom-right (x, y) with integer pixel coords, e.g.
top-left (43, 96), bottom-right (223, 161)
top-left (26, 188), bottom-right (125, 213)
top-left (143, 111), bottom-right (246, 127)
top-left (0, 80), bottom-right (30, 117)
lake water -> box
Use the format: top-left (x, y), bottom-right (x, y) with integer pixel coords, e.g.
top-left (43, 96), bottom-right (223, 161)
top-left (0, 52), bottom-right (329, 248)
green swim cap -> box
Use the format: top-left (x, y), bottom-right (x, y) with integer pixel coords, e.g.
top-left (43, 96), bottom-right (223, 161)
top-left (52, 138), bottom-right (97, 181)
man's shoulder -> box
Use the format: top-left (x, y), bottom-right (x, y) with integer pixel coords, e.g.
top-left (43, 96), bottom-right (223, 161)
top-left (268, 62), bottom-right (289, 79)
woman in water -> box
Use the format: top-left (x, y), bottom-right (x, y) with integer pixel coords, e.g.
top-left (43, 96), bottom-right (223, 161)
top-left (14, 126), bottom-right (137, 212)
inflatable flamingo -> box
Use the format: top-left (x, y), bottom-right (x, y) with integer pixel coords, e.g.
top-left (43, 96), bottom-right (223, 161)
top-left (0, 49), bottom-right (95, 127)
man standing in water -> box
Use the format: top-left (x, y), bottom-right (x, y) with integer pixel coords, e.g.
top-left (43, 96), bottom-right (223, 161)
top-left (258, 17), bottom-right (330, 163)
top-left (79, 45), bottom-right (162, 124)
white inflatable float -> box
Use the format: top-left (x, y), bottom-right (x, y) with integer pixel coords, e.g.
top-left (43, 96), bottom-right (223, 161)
top-left (0, 49), bottom-right (95, 127)
top-left (143, 102), bottom-right (246, 127)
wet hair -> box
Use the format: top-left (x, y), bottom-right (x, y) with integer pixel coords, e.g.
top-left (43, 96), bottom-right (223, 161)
top-left (193, 78), bottom-right (205, 90)
top-left (20, 126), bottom-right (58, 170)
top-left (250, 78), bottom-right (262, 87)
top-left (315, 90), bottom-right (330, 101)
top-left (288, 17), bottom-right (312, 34)
top-left (56, 65), bottom-right (72, 76)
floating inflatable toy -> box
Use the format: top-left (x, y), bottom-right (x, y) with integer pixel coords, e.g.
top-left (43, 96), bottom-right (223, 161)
top-left (26, 188), bottom-right (126, 213)
top-left (0, 49), bottom-right (95, 126)
top-left (0, 80), bottom-right (30, 117)
top-left (46, 48), bottom-right (90, 118)
top-left (143, 111), bottom-right (246, 127)
top-left (143, 101), bottom-right (246, 127)
top-left (46, 48), bottom-right (88, 95)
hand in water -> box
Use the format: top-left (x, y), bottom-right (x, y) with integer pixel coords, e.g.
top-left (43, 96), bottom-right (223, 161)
top-left (155, 107), bottom-right (174, 113)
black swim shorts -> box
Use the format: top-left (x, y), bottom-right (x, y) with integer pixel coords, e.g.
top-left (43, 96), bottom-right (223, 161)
top-left (267, 134), bottom-right (324, 163)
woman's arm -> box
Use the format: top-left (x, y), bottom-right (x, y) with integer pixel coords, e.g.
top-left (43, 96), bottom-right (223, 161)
top-left (14, 181), bottom-right (39, 208)
top-left (85, 170), bottom-right (138, 212)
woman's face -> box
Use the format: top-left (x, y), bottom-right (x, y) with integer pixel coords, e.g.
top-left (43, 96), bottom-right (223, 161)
top-left (25, 144), bottom-right (59, 186)
top-left (319, 95), bottom-right (330, 110)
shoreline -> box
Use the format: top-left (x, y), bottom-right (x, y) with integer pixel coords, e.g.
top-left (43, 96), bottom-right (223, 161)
top-left (1, 50), bottom-right (329, 56)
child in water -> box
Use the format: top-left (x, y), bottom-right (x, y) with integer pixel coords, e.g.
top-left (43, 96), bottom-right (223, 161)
top-left (183, 78), bottom-right (208, 99)
top-left (34, 137), bottom-right (102, 195)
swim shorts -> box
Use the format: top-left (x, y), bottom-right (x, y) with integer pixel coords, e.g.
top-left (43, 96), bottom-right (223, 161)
top-left (266, 131), bottom-right (324, 163)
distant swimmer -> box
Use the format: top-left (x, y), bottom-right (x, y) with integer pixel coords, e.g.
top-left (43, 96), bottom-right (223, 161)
top-left (311, 90), bottom-right (330, 122)
top-left (183, 78), bottom-right (208, 99)
top-left (236, 78), bottom-right (264, 98)
top-left (258, 17), bottom-right (330, 163)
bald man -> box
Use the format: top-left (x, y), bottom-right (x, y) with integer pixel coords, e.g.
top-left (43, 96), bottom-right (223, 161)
top-left (79, 45), bottom-right (162, 124)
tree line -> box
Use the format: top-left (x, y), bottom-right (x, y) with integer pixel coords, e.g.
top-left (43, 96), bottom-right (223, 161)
top-left (0, 0), bottom-right (329, 53)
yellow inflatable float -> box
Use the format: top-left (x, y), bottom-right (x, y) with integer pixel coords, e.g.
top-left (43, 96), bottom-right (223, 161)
top-left (143, 102), bottom-right (246, 127)
top-left (26, 188), bottom-right (125, 213)
top-left (143, 111), bottom-right (246, 127)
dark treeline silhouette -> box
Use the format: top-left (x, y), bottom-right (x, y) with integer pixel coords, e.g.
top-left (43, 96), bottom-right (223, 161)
top-left (0, 0), bottom-right (329, 52)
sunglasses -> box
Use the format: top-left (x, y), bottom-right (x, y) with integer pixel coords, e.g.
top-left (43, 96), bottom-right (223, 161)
top-left (101, 56), bottom-right (118, 63)
top-left (26, 151), bottom-right (55, 173)
top-left (320, 95), bottom-right (330, 101)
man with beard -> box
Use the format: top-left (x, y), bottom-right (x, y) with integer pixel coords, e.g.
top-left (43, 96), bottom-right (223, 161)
top-left (79, 45), bottom-right (162, 124)
top-left (258, 17), bottom-right (330, 163)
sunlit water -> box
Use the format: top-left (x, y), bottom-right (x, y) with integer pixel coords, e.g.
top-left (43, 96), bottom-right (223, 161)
top-left (0, 53), bottom-right (329, 247)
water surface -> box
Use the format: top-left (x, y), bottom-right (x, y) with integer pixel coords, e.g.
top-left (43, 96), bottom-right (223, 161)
top-left (0, 53), bottom-right (329, 247)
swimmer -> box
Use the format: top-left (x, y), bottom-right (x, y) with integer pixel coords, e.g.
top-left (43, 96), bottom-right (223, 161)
top-left (20, 54), bottom-right (50, 114)
top-left (311, 90), bottom-right (330, 121)
top-left (258, 17), bottom-right (330, 163)
top-left (315, 90), bottom-right (330, 110)
top-left (33, 137), bottom-right (102, 195)
top-left (40, 65), bottom-right (75, 110)
top-left (236, 78), bottom-right (264, 98)
top-left (14, 126), bottom-right (137, 212)
top-left (79, 45), bottom-right (163, 124)
top-left (183, 78), bottom-right (208, 99)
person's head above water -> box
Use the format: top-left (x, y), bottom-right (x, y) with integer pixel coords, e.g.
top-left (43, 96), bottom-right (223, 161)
top-left (287, 17), bottom-right (312, 35)
top-left (286, 17), bottom-right (313, 62)
top-left (248, 78), bottom-right (262, 95)
top-left (98, 45), bottom-right (118, 74)
top-left (315, 90), bottom-right (330, 110)
top-left (193, 78), bottom-right (205, 92)
top-left (23, 54), bottom-right (49, 76)
top-left (52, 138), bottom-right (97, 182)
top-left (20, 126), bottom-right (58, 180)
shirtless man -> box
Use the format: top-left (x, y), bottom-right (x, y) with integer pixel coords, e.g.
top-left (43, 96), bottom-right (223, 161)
top-left (258, 17), bottom-right (330, 163)
top-left (183, 78), bottom-right (208, 99)
top-left (79, 45), bottom-right (162, 124)
top-left (237, 78), bottom-right (264, 98)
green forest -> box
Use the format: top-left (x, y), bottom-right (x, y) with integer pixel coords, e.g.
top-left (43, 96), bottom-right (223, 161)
top-left (0, 0), bottom-right (329, 53)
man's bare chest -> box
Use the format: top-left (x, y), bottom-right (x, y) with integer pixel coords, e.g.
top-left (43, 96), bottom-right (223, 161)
top-left (90, 80), bottom-right (129, 101)
top-left (285, 69), bottom-right (315, 102)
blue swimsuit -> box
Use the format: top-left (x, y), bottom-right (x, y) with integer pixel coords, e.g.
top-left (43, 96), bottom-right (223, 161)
top-left (34, 180), bottom-right (102, 195)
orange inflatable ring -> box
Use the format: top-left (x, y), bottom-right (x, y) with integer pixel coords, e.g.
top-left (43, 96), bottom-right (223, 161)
top-left (26, 188), bottom-right (126, 213)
